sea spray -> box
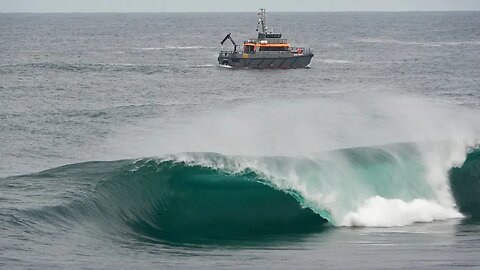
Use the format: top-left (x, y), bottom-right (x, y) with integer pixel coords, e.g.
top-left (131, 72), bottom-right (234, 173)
top-left (108, 93), bottom-right (480, 160)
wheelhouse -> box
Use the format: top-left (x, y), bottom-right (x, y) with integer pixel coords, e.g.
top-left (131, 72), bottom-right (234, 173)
top-left (244, 42), bottom-right (290, 52)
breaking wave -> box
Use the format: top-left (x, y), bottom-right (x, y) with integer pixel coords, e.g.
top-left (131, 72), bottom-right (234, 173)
top-left (8, 142), bottom-right (480, 241)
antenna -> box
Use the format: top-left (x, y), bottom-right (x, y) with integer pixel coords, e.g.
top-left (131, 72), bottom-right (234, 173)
top-left (257, 8), bottom-right (267, 34)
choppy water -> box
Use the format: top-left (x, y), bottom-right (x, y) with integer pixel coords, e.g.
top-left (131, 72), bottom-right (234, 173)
top-left (1, 12), bottom-right (480, 269)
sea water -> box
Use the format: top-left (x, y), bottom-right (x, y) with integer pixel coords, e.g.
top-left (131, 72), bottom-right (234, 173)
top-left (1, 12), bottom-right (480, 269)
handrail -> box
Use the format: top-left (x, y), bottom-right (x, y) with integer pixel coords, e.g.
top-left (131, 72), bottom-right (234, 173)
top-left (220, 48), bottom-right (312, 55)
top-left (246, 38), bottom-right (289, 44)
top-left (220, 51), bottom-right (241, 54)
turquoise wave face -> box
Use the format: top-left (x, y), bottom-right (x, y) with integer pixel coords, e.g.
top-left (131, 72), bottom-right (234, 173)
top-left (93, 159), bottom-right (328, 240)
top-left (4, 143), bottom-right (479, 242)
top-left (450, 149), bottom-right (480, 220)
top-left (15, 159), bottom-right (328, 242)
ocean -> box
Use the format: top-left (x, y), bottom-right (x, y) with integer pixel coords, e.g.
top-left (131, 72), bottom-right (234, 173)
top-left (1, 12), bottom-right (480, 269)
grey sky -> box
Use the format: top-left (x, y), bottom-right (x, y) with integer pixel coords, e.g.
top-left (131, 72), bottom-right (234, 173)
top-left (1, 0), bottom-right (480, 12)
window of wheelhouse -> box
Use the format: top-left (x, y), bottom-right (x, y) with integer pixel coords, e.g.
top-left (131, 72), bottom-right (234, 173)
top-left (244, 45), bottom-right (255, 53)
top-left (258, 46), bottom-right (289, 51)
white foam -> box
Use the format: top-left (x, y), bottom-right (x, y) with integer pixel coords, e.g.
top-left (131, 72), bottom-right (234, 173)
top-left (341, 196), bottom-right (463, 227)
top-left (187, 64), bottom-right (216, 68)
top-left (321, 59), bottom-right (352, 64)
top-left (218, 64), bottom-right (234, 69)
top-left (135, 47), bottom-right (165, 51)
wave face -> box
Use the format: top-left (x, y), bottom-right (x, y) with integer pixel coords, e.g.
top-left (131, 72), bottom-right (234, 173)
top-left (10, 143), bottom-right (480, 241)
top-left (92, 159), bottom-right (328, 240)
top-left (24, 158), bottom-right (327, 241)
top-left (450, 149), bottom-right (480, 220)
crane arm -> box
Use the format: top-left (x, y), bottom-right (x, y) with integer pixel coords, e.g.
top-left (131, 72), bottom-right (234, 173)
top-left (220, 33), bottom-right (238, 52)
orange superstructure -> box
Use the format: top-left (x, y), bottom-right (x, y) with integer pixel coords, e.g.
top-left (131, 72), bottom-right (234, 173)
top-left (243, 42), bottom-right (290, 53)
top-left (243, 43), bottom-right (290, 47)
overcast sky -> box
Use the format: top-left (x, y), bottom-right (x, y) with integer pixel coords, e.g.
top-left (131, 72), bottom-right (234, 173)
top-left (1, 0), bottom-right (480, 12)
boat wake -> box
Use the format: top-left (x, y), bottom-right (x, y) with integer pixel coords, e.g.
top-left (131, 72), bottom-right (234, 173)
top-left (321, 59), bottom-right (352, 64)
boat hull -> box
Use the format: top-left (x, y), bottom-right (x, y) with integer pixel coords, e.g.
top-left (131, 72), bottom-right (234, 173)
top-left (218, 53), bottom-right (314, 69)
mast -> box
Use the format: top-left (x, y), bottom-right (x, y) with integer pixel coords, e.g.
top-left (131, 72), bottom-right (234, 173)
top-left (257, 8), bottom-right (268, 34)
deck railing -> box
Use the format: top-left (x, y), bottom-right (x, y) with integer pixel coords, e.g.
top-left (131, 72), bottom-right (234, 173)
top-left (220, 47), bottom-right (313, 56)
top-left (246, 38), bottom-right (289, 44)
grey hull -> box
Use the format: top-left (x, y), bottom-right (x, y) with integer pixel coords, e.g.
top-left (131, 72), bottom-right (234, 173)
top-left (218, 54), bottom-right (314, 69)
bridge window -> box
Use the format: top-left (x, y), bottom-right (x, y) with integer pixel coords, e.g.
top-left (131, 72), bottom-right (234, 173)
top-left (258, 46), bottom-right (289, 51)
top-left (244, 45), bottom-right (255, 53)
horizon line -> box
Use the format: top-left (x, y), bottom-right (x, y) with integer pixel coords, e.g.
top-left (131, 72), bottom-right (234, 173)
top-left (1, 10), bottom-right (480, 14)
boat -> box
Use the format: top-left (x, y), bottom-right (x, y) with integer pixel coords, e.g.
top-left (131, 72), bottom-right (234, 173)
top-left (218, 9), bottom-right (314, 69)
